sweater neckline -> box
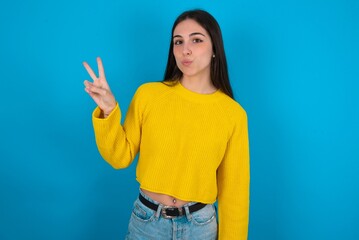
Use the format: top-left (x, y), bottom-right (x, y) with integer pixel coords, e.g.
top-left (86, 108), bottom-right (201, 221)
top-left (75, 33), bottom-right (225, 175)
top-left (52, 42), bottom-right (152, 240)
top-left (173, 81), bottom-right (222, 103)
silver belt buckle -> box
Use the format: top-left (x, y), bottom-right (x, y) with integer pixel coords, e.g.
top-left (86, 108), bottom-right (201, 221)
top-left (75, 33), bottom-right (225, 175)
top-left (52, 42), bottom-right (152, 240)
top-left (161, 206), bottom-right (184, 219)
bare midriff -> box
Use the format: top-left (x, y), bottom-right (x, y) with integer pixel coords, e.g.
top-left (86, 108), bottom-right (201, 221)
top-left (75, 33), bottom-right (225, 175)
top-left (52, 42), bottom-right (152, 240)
top-left (141, 188), bottom-right (191, 207)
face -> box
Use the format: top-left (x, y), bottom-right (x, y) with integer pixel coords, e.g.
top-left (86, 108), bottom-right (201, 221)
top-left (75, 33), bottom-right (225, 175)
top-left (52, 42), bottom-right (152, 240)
top-left (172, 19), bottom-right (214, 81)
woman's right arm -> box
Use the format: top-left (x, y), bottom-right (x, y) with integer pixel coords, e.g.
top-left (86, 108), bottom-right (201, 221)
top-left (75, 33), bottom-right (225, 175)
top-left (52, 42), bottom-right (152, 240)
top-left (83, 57), bottom-right (141, 169)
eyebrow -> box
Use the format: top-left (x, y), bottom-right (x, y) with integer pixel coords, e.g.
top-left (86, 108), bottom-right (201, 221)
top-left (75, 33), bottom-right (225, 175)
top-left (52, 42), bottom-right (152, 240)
top-left (172, 32), bottom-right (206, 39)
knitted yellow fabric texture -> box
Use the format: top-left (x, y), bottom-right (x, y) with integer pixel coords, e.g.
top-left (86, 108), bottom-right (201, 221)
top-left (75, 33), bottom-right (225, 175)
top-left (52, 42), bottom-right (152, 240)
top-left (92, 81), bottom-right (250, 239)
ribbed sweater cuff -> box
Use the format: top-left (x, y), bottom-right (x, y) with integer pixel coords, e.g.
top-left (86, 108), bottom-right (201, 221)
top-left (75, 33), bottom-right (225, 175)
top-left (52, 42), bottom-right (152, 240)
top-left (92, 103), bottom-right (121, 134)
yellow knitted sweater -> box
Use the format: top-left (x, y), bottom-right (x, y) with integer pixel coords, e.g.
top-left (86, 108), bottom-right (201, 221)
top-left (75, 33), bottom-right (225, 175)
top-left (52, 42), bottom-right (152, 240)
top-left (92, 81), bottom-right (250, 239)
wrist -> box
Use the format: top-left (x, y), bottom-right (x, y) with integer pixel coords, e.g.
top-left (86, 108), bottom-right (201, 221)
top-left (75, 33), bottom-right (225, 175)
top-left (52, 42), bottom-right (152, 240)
top-left (102, 103), bottom-right (116, 118)
top-left (101, 111), bottom-right (111, 119)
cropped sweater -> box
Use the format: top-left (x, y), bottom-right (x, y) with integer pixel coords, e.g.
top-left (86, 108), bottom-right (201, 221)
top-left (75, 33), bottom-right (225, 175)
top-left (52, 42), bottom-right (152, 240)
top-left (92, 81), bottom-right (250, 239)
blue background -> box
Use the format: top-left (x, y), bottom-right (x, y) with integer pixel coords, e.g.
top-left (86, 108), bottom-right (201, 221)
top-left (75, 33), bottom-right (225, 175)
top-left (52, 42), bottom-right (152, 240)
top-left (1, 0), bottom-right (358, 239)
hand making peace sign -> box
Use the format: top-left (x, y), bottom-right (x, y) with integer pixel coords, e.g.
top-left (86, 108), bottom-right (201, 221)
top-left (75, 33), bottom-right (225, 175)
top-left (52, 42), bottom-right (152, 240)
top-left (83, 57), bottom-right (117, 117)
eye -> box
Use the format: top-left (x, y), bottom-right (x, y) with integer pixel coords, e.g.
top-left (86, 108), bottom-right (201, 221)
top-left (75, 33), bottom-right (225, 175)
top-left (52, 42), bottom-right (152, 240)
top-left (192, 38), bottom-right (203, 43)
top-left (173, 40), bottom-right (183, 45)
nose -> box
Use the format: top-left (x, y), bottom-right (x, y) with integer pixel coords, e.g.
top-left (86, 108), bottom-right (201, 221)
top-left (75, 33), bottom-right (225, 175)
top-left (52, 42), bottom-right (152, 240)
top-left (182, 43), bottom-right (192, 56)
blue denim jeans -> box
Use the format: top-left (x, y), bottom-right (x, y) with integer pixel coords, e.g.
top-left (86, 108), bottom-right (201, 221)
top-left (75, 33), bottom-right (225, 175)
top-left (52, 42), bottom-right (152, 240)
top-left (125, 191), bottom-right (218, 240)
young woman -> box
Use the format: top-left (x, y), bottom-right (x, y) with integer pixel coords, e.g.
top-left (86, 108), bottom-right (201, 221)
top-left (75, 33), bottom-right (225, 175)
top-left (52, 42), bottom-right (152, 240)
top-left (83, 9), bottom-right (249, 240)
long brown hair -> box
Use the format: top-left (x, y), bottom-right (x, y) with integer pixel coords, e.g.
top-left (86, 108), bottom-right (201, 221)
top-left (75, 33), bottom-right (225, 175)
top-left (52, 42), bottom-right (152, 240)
top-left (163, 9), bottom-right (234, 99)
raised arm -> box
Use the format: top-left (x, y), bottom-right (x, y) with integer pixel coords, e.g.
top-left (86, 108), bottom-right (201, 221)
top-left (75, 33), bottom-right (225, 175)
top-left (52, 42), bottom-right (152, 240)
top-left (83, 57), bottom-right (141, 169)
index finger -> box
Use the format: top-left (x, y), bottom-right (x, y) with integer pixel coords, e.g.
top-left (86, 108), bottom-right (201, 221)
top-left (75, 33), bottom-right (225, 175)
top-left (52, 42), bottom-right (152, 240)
top-left (83, 61), bottom-right (98, 82)
top-left (97, 57), bottom-right (106, 79)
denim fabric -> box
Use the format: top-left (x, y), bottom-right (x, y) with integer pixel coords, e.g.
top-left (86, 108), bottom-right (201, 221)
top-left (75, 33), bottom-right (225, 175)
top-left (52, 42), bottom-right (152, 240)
top-left (125, 191), bottom-right (217, 240)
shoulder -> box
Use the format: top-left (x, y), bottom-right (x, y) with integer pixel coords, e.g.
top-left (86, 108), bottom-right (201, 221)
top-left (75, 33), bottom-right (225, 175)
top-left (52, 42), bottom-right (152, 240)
top-left (137, 81), bottom-right (170, 91)
top-left (217, 92), bottom-right (247, 120)
top-left (215, 94), bottom-right (248, 138)
top-left (131, 81), bottom-right (173, 109)
top-left (135, 81), bottom-right (171, 97)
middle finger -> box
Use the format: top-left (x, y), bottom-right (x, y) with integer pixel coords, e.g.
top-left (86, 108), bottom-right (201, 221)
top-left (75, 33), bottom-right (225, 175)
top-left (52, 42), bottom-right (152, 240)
top-left (97, 57), bottom-right (106, 79)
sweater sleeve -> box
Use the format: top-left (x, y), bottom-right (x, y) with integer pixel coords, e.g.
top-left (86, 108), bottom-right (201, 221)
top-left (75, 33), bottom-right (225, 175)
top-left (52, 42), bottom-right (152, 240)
top-left (217, 110), bottom-right (250, 240)
top-left (92, 87), bottom-right (144, 169)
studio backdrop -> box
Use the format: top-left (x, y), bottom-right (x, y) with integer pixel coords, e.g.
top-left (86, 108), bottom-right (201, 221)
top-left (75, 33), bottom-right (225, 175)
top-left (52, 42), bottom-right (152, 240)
top-left (0, 0), bottom-right (358, 239)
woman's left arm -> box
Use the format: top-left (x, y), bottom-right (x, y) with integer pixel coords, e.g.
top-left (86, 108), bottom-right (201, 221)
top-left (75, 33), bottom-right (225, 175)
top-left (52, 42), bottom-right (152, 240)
top-left (217, 109), bottom-right (250, 240)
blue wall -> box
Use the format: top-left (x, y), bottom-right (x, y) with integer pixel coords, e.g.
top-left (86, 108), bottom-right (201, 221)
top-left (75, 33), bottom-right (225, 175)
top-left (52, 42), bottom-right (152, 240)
top-left (1, 0), bottom-right (358, 239)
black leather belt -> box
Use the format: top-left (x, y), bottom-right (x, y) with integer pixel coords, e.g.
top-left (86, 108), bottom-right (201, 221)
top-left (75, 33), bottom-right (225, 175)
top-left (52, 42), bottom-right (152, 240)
top-left (139, 194), bottom-right (207, 219)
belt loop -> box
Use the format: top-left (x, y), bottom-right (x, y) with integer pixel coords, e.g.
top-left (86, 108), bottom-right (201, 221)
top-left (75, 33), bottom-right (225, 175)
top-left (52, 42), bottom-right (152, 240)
top-left (184, 205), bottom-right (192, 220)
top-left (155, 204), bottom-right (163, 219)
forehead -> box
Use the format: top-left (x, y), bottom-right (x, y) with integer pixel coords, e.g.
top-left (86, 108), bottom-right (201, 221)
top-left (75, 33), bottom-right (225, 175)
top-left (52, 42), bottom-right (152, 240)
top-left (173, 19), bottom-right (208, 36)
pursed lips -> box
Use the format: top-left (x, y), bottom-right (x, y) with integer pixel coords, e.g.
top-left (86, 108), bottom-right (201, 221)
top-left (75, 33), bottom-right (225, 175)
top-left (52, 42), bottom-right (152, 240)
top-left (181, 59), bottom-right (193, 66)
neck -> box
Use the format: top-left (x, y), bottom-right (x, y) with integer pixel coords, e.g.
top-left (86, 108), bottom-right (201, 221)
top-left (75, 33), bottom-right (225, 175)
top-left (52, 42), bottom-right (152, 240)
top-left (180, 76), bottom-right (217, 94)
